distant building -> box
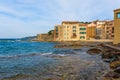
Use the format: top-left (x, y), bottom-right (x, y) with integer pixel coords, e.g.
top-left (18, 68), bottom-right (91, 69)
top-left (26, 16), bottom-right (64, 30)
top-left (79, 24), bottom-right (87, 40)
top-left (61, 21), bottom-right (80, 41)
top-left (53, 20), bottom-right (114, 42)
top-left (37, 32), bottom-right (54, 42)
top-left (113, 8), bottom-right (120, 44)
top-left (87, 22), bottom-right (96, 40)
top-left (54, 21), bottom-right (89, 41)
top-left (105, 20), bottom-right (114, 39)
top-left (37, 34), bottom-right (48, 41)
top-left (96, 20), bottom-right (106, 39)
top-left (54, 25), bottom-right (63, 41)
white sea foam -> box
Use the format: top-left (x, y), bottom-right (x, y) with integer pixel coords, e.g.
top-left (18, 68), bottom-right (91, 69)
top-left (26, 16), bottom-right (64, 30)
top-left (41, 52), bottom-right (53, 55)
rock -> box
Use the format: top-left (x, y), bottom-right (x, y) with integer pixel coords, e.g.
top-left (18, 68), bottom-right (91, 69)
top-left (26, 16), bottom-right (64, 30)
top-left (109, 61), bottom-right (120, 69)
top-left (104, 71), bottom-right (120, 79)
top-left (87, 48), bottom-right (102, 55)
top-left (114, 67), bottom-right (120, 73)
top-left (45, 78), bottom-right (65, 80)
top-left (102, 54), bottom-right (119, 63)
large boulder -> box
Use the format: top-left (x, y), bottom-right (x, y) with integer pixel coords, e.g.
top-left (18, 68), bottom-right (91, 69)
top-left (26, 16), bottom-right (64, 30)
top-left (87, 48), bottom-right (102, 55)
top-left (110, 61), bottom-right (120, 69)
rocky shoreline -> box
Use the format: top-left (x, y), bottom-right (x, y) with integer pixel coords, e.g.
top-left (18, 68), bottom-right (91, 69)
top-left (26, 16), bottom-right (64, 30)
top-left (53, 42), bottom-right (120, 80)
top-left (1, 42), bottom-right (120, 80)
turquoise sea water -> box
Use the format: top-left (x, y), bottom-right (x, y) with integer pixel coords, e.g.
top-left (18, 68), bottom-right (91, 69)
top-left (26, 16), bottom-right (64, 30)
top-left (0, 39), bottom-right (110, 80)
top-left (0, 39), bottom-right (62, 79)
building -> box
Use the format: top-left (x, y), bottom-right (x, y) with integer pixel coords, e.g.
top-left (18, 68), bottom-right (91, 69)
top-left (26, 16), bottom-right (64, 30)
top-left (62, 21), bottom-right (80, 41)
top-left (79, 24), bottom-right (87, 40)
top-left (54, 25), bottom-right (63, 41)
top-left (87, 22), bottom-right (96, 40)
top-left (105, 20), bottom-right (114, 39)
top-left (37, 34), bottom-right (48, 41)
top-left (37, 32), bottom-right (54, 42)
top-left (113, 8), bottom-right (120, 44)
top-left (54, 21), bottom-right (88, 41)
top-left (96, 20), bottom-right (106, 39)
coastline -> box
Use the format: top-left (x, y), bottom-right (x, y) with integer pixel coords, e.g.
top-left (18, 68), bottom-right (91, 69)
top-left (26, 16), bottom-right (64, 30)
top-left (0, 41), bottom-right (120, 80)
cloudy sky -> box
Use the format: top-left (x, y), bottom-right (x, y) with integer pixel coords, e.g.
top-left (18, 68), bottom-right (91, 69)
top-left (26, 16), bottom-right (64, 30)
top-left (0, 0), bottom-right (120, 38)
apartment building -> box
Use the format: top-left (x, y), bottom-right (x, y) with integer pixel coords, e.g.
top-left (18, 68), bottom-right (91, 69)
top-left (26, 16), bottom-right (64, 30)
top-left (54, 21), bottom-right (88, 41)
top-left (62, 21), bottom-right (80, 41)
top-left (54, 25), bottom-right (63, 41)
top-left (113, 8), bottom-right (120, 44)
top-left (79, 24), bottom-right (87, 40)
top-left (96, 21), bottom-right (106, 39)
top-left (87, 22), bottom-right (96, 40)
top-left (105, 20), bottom-right (114, 39)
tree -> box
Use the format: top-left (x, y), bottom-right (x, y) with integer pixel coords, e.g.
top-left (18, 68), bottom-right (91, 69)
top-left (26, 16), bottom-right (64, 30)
top-left (48, 30), bottom-right (54, 35)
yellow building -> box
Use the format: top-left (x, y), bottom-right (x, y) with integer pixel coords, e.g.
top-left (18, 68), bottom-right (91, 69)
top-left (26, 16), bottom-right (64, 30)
top-left (62, 21), bottom-right (80, 41)
top-left (61, 21), bottom-right (88, 41)
top-left (87, 22), bottom-right (96, 40)
top-left (105, 20), bottom-right (114, 39)
top-left (79, 24), bottom-right (87, 40)
top-left (54, 25), bottom-right (63, 41)
top-left (96, 21), bottom-right (106, 39)
top-left (37, 34), bottom-right (48, 41)
top-left (113, 8), bottom-right (120, 44)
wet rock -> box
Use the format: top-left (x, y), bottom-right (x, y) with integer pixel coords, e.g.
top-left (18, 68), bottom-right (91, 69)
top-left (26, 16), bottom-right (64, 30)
top-left (45, 78), bottom-right (65, 80)
top-left (102, 53), bottom-right (119, 63)
top-left (114, 67), bottom-right (120, 73)
top-left (54, 43), bottom-right (83, 49)
top-left (104, 71), bottom-right (120, 79)
top-left (53, 50), bottom-right (76, 55)
top-left (109, 61), bottom-right (120, 69)
top-left (87, 48), bottom-right (102, 55)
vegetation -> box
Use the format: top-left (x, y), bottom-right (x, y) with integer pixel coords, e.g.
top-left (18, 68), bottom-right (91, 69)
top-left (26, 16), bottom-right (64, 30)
top-left (48, 30), bottom-right (54, 35)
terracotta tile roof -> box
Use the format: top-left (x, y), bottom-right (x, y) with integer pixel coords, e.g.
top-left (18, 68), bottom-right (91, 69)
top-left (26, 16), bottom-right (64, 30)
top-left (62, 21), bottom-right (80, 24)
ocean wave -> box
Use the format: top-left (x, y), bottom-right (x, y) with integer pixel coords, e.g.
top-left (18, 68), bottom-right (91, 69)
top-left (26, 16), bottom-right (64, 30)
top-left (0, 53), bottom-right (41, 59)
top-left (41, 52), bottom-right (53, 55)
top-left (0, 51), bottom-right (68, 59)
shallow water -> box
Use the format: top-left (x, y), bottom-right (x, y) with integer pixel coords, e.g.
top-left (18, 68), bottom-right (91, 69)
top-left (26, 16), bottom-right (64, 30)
top-left (0, 40), bottom-right (109, 80)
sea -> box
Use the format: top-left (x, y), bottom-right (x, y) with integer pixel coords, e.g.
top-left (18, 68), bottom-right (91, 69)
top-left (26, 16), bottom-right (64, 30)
top-left (0, 39), bottom-right (109, 80)
top-left (0, 39), bottom-right (65, 79)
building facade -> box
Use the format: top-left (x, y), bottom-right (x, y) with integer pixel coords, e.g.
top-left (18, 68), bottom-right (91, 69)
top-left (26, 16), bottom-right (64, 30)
top-left (113, 9), bottom-right (120, 44)
top-left (105, 20), bottom-right (114, 39)
top-left (54, 21), bottom-right (88, 41)
top-left (96, 21), bottom-right (106, 39)
top-left (62, 21), bottom-right (80, 41)
top-left (79, 24), bottom-right (87, 40)
top-left (54, 25), bottom-right (63, 41)
top-left (37, 34), bottom-right (48, 41)
top-left (87, 22), bottom-right (96, 40)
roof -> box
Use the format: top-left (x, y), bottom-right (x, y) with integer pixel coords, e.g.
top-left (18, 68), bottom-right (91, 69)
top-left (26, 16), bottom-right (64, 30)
top-left (79, 23), bottom-right (87, 26)
top-left (62, 21), bottom-right (80, 24)
top-left (114, 8), bottom-right (120, 12)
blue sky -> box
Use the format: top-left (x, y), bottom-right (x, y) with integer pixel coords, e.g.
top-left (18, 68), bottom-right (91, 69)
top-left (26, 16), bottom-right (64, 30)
top-left (0, 0), bottom-right (120, 38)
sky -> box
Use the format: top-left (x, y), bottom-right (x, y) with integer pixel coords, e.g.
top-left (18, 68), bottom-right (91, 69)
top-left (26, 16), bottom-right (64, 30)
top-left (0, 0), bottom-right (120, 38)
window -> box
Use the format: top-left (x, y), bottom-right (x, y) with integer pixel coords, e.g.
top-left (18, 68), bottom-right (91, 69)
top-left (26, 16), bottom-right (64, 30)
top-left (117, 12), bottom-right (120, 18)
top-left (73, 26), bottom-right (76, 28)
top-left (73, 30), bottom-right (76, 32)
top-left (80, 36), bottom-right (85, 39)
top-left (80, 32), bottom-right (86, 34)
top-left (67, 26), bottom-right (69, 28)
top-left (79, 28), bottom-right (86, 30)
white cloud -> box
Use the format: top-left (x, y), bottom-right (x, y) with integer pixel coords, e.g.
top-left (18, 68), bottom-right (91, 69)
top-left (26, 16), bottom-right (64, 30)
top-left (0, 0), bottom-right (120, 38)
